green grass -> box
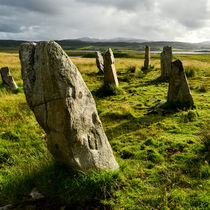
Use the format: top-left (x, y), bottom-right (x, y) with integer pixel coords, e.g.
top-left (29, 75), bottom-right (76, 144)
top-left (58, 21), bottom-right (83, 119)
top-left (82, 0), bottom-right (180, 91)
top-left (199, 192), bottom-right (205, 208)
top-left (0, 52), bottom-right (209, 209)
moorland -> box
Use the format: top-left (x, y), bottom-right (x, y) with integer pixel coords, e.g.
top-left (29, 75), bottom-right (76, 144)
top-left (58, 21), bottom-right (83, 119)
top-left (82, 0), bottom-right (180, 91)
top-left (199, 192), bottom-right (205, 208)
top-left (0, 49), bottom-right (209, 209)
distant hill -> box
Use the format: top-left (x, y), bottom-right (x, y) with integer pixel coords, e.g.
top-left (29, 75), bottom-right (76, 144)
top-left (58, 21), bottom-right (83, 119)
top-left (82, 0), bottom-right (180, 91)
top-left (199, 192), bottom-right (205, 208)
top-left (56, 39), bottom-right (210, 51)
top-left (76, 37), bottom-right (147, 43)
top-left (1, 38), bottom-right (210, 52)
top-left (0, 40), bottom-right (25, 47)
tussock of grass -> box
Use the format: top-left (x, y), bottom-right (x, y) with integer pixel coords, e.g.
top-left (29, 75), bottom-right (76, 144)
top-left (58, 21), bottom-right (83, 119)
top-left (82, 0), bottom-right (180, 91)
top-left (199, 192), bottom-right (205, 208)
top-left (141, 65), bottom-right (155, 72)
top-left (185, 66), bottom-right (197, 78)
top-left (182, 110), bottom-right (198, 122)
top-left (135, 69), bottom-right (145, 78)
top-left (198, 85), bottom-right (207, 93)
top-left (94, 83), bottom-right (123, 97)
top-left (126, 65), bottom-right (136, 73)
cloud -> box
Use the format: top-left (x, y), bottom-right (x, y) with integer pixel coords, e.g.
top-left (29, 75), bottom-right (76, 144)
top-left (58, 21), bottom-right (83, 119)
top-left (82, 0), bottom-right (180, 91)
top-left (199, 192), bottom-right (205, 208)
top-left (0, 0), bottom-right (64, 14)
top-left (157, 0), bottom-right (210, 29)
top-left (0, 0), bottom-right (209, 42)
top-left (77, 0), bottom-right (154, 11)
top-left (0, 23), bottom-right (24, 33)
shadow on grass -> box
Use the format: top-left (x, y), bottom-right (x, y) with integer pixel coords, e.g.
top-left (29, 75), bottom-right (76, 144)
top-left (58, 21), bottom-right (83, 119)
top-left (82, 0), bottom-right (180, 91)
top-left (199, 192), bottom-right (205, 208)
top-left (0, 83), bottom-right (5, 90)
top-left (0, 161), bottom-right (121, 209)
top-left (141, 65), bottom-right (156, 73)
top-left (144, 76), bottom-right (168, 86)
top-left (105, 113), bottom-right (164, 140)
top-left (104, 103), bottom-right (191, 140)
top-left (118, 75), bottom-right (130, 83)
top-left (128, 76), bottom-right (168, 89)
top-left (86, 71), bottom-right (103, 77)
top-left (103, 112), bottom-right (136, 121)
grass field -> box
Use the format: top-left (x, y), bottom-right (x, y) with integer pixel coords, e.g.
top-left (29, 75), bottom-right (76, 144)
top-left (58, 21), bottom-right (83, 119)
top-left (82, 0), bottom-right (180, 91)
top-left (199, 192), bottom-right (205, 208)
top-left (0, 51), bottom-right (209, 209)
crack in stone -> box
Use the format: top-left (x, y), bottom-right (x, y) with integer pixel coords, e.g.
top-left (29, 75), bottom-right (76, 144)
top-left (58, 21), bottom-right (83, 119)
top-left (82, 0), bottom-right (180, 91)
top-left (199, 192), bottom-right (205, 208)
top-left (30, 96), bottom-right (69, 108)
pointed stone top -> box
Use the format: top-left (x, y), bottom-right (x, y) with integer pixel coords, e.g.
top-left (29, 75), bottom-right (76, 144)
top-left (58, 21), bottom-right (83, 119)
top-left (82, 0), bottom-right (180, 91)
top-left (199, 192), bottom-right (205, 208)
top-left (172, 59), bottom-right (184, 72)
top-left (104, 48), bottom-right (115, 64)
top-left (105, 48), bottom-right (113, 55)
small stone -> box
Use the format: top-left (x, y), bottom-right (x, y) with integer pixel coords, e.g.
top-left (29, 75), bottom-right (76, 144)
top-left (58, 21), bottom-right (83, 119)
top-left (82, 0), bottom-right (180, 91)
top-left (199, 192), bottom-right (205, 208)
top-left (167, 59), bottom-right (194, 108)
top-left (96, 51), bottom-right (104, 74)
top-left (19, 41), bottom-right (119, 172)
top-left (0, 204), bottom-right (13, 210)
top-left (30, 188), bottom-right (44, 200)
top-left (144, 45), bottom-right (150, 69)
top-left (0, 67), bottom-right (18, 91)
top-left (160, 46), bottom-right (172, 79)
top-left (103, 48), bottom-right (119, 87)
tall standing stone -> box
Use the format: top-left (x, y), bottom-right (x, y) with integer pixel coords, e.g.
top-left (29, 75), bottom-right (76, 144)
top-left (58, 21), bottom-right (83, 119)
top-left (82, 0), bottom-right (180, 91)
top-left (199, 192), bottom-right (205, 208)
top-left (144, 45), bottom-right (150, 69)
top-left (167, 59), bottom-right (194, 108)
top-left (96, 51), bottom-right (104, 74)
top-left (19, 41), bottom-right (119, 172)
top-left (103, 48), bottom-right (119, 87)
top-left (160, 46), bottom-right (172, 79)
top-left (0, 67), bottom-right (18, 91)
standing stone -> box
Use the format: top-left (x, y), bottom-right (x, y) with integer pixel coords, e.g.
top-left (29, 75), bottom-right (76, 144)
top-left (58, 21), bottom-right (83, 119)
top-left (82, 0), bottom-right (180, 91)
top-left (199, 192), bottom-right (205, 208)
top-left (167, 59), bottom-right (194, 108)
top-left (19, 41), bottom-right (119, 172)
top-left (103, 48), bottom-right (119, 87)
top-left (96, 51), bottom-right (104, 74)
top-left (0, 67), bottom-right (18, 91)
top-left (160, 46), bottom-right (172, 79)
top-left (144, 45), bottom-right (150, 69)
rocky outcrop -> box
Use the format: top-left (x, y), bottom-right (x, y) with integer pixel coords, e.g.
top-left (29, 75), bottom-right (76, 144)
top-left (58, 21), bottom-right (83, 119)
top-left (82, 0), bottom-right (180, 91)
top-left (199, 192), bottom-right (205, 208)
top-left (96, 51), bottom-right (104, 74)
top-left (144, 45), bottom-right (150, 69)
top-left (0, 67), bottom-right (18, 91)
top-left (160, 46), bottom-right (172, 79)
top-left (103, 48), bottom-right (119, 87)
top-left (19, 41), bottom-right (119, 172)
top-left (167, 59), bottom-right (194, 108)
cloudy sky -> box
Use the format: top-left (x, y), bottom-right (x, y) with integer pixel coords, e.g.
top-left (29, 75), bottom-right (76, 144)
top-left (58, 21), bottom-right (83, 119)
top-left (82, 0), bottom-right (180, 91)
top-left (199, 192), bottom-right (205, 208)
top-left (0, 0), bottom-right (210, 42)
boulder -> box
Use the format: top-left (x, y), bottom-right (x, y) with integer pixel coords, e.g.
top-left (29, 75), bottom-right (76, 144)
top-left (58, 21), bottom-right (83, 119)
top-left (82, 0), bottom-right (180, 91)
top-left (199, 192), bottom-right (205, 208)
top-left (160, 46), bottom-right (172, 79)
top-left (19, 41), bottom-right (119, 172)
top-left (103, 48), bottom-right (119, 87)
top-left (144, 45), bottom-right (150, 69)
top-left (96, 51), bottom-right (104, 74)
top-left (0, 67), bottom-right (18, 91)
top-left (167, 59), bottom-right (194, 108)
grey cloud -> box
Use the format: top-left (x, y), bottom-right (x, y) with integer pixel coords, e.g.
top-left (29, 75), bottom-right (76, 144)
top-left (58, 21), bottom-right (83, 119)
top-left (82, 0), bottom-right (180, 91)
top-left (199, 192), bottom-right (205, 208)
top-left (0, 23), bottom-right (24, 33)
top-left (77, 0), bottom-right (154, 11)
top-left (0, 0), bottom-right (62, 14)
top-left (158, 0), bottom-right (209, 29)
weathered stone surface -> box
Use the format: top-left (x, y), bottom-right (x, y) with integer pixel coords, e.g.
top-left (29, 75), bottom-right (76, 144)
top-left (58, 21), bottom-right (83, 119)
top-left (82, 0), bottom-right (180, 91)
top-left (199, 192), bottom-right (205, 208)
top-left (19, 41), bottom-right (119, 172)
top-left (96, 51), bottom-right (104, 74)
top-left (144, 45), bottom-right (150, 69)
top-left (167, 59), bottom-right (194, 107)
top-left (103, 48), bottom-right (119, 87)
top-left (160, 46), bottom-right (172, 78)
top-left (0, 67), bottom-right (18, 91)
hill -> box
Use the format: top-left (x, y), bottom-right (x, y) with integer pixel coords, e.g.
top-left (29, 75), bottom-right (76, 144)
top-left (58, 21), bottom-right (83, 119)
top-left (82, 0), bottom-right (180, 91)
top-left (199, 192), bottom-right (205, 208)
top-left (1, 38), bottom-right (210, 52)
